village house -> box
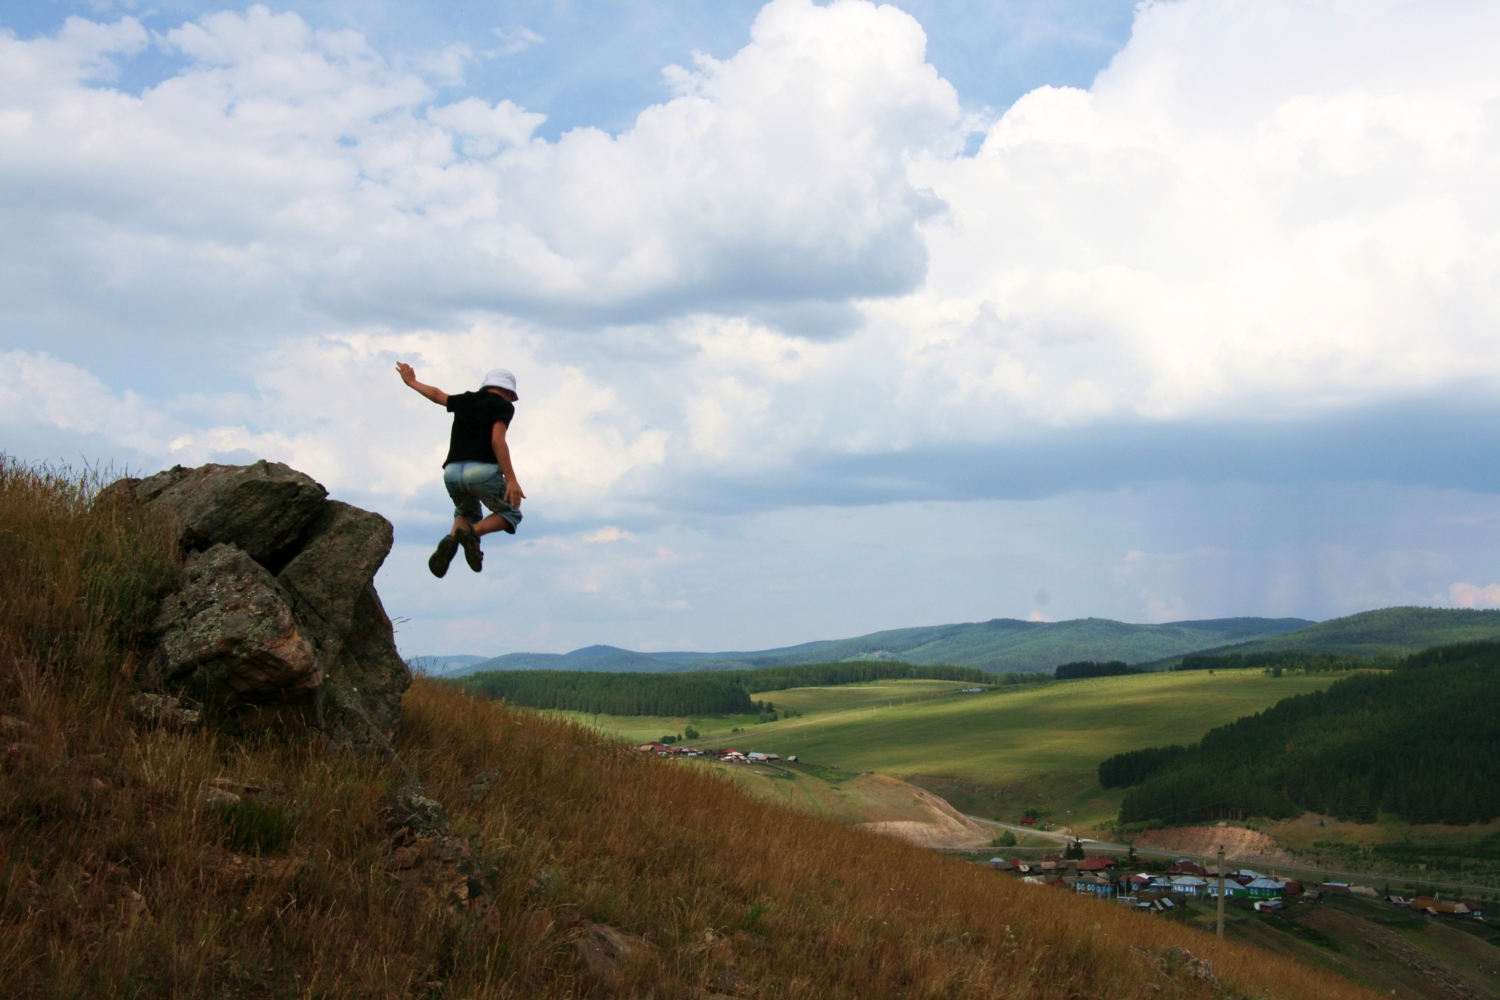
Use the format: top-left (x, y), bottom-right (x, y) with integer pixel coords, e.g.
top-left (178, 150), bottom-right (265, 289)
top-left (1411, 897), bottom-right (1484, 918)
top-left (1206, 879), bottom-right (1251, 899)
top-left (1245, 878), bottom-right (1285, 898)
top-left (1071, 874), bottom-right (1116, 897)
top-left (1170, 875), bottom-right (1209, 897)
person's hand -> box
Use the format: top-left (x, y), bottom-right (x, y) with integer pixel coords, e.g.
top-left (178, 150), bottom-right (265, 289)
top-left (395, 362), bottom-right (417, 385)
top-left (505, 480), bottom-right (526, 507)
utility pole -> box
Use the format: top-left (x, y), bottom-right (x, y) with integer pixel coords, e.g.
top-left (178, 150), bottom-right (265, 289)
top-left (1216, 844), bottom-right (1226, 939)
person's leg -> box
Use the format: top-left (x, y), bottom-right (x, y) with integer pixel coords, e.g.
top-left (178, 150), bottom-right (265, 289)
top-left (433, 465), bottom-right (481, 577)
top-left (451, 463), bottom-right (498, 571)
top-left (454, 468), bottom-right (521, 569)
top-left (472, 513), bottom-right (513, 537)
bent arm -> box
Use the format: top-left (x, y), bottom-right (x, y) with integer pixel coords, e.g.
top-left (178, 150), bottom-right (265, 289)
top-left (396, 363), bottom-right (448, 405)
top-left (491, 421), bottom-right (525, 506)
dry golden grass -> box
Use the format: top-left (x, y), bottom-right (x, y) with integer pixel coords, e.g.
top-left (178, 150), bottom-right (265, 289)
top-left (0, 461), bottom-right (1383, 999)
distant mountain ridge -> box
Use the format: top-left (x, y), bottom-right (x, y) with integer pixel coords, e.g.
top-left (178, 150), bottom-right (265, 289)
top-left (407, 654), bottom-right (492, 676)
top-left (436, 614), bottom-right (1314, 677)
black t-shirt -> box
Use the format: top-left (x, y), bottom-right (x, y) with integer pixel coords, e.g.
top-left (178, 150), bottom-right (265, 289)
top-left (443, 390), bottom-right (515, 466)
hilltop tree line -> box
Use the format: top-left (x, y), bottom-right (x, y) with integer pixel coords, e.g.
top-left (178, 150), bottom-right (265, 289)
top-left (1054, 660), bottom-right (1139, 680)
top-left (458, 670), bottom-right (758, 717)
top-left (728, 661), bottom-right (995, 693)
top-left (455, 661), bottom-right (1014, 717)
top-left (1104, 641), bottom-right (1500, 826)
top-left (1173, 650), bottom-right (1383, 673)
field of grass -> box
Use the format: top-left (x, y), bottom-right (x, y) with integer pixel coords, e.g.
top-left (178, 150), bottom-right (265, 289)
top-left (545, 678), bottom-right (977, 745)
top-left (564, 672), bottom-right (1342, 835)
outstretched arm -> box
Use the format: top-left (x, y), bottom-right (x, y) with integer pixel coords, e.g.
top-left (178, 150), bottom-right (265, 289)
top-left (396, 363), bottom-right (448, 405)
top-left (491, 421), bottom-right (525, 507)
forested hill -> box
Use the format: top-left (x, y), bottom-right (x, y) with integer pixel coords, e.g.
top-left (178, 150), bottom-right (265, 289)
top-left (1166, 606), bottom-right (1500, 661)
top-left (456, 662), bottom-right (1003, 716)
top-left (445, 615), bottom-right (1311, 677)
top-left (1108, 641), bottom-right (1500, 826)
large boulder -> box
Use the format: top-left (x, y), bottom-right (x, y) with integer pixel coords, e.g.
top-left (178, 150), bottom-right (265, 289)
top-left (127, 462), bottom-right (411, 752)
top-left (132, 461), bottom-right (328, 567)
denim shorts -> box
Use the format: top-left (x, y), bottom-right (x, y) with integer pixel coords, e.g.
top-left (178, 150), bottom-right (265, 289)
top-left (443, 462), bottom-right (522, 532)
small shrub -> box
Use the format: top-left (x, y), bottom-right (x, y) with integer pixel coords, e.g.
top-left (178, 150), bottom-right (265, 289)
top-left (742, 902), bottom-right (770, 931)
top-left (209, 798), bottom-right (300, 854)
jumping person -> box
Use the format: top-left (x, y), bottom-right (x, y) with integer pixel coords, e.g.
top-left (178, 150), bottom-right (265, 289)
top-left (396, 363), bottom-right (525, 577)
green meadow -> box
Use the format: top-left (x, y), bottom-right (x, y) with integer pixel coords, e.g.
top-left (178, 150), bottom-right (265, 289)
top-left (557, 671), bottom-right (1343, 835)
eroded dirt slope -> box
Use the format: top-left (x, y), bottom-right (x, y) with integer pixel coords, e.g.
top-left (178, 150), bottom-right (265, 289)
top-left (1136, 825), bottom-right (1306, 866)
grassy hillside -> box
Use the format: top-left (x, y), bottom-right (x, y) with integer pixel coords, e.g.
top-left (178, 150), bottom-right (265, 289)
top-left (1182, 607), bottom-right (1500, 660)
top-left (685, 756), bottom-right (1003, 850)
top-left (458, 615), bottom-right (1312, 676)
top-left (563, 672), bottom-right (1342, 834)
top-left (544, 677), bottom-right (978, 745)
top-left (0, 460), bottom-right (1375, 1000)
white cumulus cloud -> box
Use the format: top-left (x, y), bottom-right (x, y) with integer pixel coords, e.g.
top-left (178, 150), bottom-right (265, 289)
top-left (1449, 583), bottom-right (1500, 610)
top-left (6, 0), bottom-right (1500, 651)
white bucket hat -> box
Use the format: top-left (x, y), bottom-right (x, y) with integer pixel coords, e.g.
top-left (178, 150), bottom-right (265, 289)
top-left (481, 368), bottom-right (518, 398)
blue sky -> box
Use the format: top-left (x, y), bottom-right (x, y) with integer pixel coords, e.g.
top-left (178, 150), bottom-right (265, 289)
top-left (4, 0), bottom-right (1500, 656)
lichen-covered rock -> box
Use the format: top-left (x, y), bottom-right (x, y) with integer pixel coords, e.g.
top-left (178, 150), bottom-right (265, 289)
top-left (380, 786), bottom-right (489, 913)
top-left (133, 461), bottom-right (411, 752)
top-left (379, 786), bottom-right (451, 844)
top-left (130, 693), bottom-right (202, 729)
top-left (152, 544), bottom-right (321, 713)
top-left (131, 461), bottom-right (328, 566)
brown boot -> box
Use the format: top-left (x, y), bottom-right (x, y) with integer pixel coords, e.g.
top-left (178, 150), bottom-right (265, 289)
top-left (455, 526), bottom-right (483, 572)
top-left (428, 535), bottom-right (459, 578)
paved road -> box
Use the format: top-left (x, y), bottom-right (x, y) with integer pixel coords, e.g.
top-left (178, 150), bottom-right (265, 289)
top-left (964, 814), bottom-right (1498, 895)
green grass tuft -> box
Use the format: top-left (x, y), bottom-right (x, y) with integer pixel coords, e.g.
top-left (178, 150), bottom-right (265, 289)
top-left (208, 799), bottom-right (300, 855)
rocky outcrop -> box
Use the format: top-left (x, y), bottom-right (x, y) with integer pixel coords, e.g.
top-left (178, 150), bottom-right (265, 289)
top-left (380, 785), bottom-right (490, 912)
top-left (152, 544), bottom-right (321, 712)
top-left (113, 460), bottom-right (411, 753)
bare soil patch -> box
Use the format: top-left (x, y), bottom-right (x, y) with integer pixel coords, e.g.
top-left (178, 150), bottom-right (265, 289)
top-left (849, 774), bottom-right (993, 850)
top-left (1136, 825), bottom-right (1306, 866)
